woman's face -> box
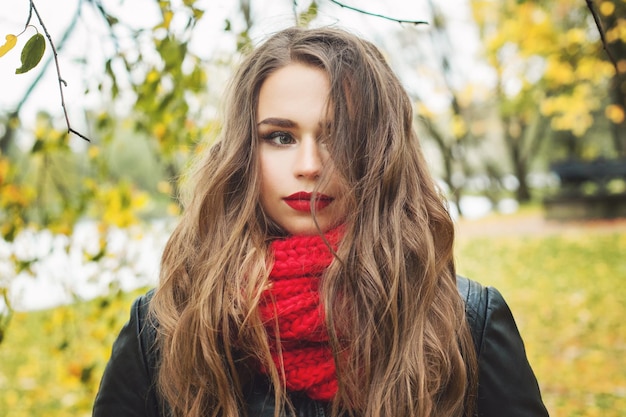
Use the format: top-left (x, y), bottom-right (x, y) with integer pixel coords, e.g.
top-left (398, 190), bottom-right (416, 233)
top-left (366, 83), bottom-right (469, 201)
top-left (256, 63), bottom-right (348, 235)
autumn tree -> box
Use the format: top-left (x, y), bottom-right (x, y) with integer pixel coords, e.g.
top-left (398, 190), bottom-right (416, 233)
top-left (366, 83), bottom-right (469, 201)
top-left (597, 0), bottom-right (626, 154)
top-left (407, 0), bottom-right (496, 214)
top-left (471, 0), bottom-right (618, 202)
top-left (0, 0), bottom-right (253, 342)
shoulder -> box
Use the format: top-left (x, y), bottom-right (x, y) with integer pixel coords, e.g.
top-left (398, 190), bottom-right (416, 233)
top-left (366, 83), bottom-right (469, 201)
top-left (131, 288), bottom-right (156, 327)
top-left (132, 289), bottom-right (159, 366)
top-left (456, 275), bottom-right (500, 355)
top-left (93, 288), bottom-right (161, 416)
top-left (456, 276), bottom-right (549, 416)
top-left (456, 274), bottom-right (504, 311)
top-left (111, 288), bottom-right (159, 369)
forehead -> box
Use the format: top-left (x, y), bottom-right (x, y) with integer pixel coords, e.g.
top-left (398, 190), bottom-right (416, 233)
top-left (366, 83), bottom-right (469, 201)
top-left (257, 63), bottom-right (330, 123)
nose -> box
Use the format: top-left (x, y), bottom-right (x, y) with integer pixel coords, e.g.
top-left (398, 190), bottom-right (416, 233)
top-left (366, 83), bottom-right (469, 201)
top-left (294, 137), bottom-right (323, 180)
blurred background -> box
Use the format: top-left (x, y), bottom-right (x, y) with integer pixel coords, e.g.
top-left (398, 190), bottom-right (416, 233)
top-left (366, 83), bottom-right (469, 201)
top-left (0, 0), bottom-right (625, 416)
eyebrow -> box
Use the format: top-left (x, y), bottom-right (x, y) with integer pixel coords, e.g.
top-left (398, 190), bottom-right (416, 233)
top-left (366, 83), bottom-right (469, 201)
top-left (257, 118), bottom-right (297, 128)
top-left (257, 118), bottom-right (332, 131)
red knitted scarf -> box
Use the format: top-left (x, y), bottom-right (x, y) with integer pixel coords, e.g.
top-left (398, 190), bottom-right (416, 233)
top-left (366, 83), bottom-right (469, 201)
top-left (258, 228), bottom-right (342, 401)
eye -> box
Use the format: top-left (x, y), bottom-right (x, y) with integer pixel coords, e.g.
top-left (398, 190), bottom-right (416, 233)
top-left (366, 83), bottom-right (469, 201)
top-left (261, 131), bottom-right (296, 146)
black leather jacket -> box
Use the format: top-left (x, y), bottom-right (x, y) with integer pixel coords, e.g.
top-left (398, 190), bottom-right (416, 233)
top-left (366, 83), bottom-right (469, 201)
top-left (93, 277), bottom-right (549, 417)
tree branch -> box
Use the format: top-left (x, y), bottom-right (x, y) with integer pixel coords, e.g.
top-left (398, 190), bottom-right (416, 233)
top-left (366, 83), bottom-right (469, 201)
top-left (24, 1), bottom-right (34, 27)
top-left (585, 0), bottom-right (618, 73)
top-left (29, 0), bottom-right (91, 142)
top-left (16, 4), bottom-right (80, 113)
top-left (0, 287), bottom-right (13, 344)
top-left (329, 0), bottom-right (428, 26)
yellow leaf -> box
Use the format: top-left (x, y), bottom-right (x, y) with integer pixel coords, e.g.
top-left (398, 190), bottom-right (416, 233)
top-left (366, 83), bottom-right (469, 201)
top-left (153, 122), bottom-right (166, 140)
top-left (605, 104), bottom-right (625, 124)
top-left (565, 28), bottom-right (585, 45)
top-left (451, 115), bottom-right (467, 139)
top-left (154, 10), bottom-right (174, 31)
top-left (167, 202), bottom-right (181, 216)
top-left (544, 59), bottom-right (575, 85)
top-left (157, 180), bottom-right (172, 194)
top-left (146, 69), bottom-right (160, 83)
top-left (88, 145), bottom-right (100, 159)
top-left (606, 19), bottom-right (626, 43)
top-left (599, 1), bottom-right (615, 16)
top-left (0, 34), bottom-right (17, 57)
top-left (0, 158), bottom-right (9, 184)
top-left (163, 10), bottom-right (173, 29)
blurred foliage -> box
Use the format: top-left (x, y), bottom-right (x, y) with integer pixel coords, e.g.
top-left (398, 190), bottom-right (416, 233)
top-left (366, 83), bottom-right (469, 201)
top-left (0, 287), bottom-right (144, 417)
top-left (417, 0), bottom-right (624, 205)
top-left (0, 227), bottom-right (624, 416)
top-left (468, 0), bottom-right (625, 201)
top-left (474, 0), bottom-right (615, 137)
top-left (457, 229), bottom-right (626, 417)
top-left (0, 0), bottom-right (237, 339)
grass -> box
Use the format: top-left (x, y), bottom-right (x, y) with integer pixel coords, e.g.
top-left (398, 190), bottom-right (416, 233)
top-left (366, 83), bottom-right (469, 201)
top-left (0, 225), bottom-right (625, 416)
top-left (456, 230), bottom-right (626, 417)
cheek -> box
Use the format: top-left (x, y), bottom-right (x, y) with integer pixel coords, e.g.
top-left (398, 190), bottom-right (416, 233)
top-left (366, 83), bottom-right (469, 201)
top-left (259, 149), bottom-right (289, 184)
top-left (258, 154), bottom-right (271, 187)
top-left (258, 153), bottom-right (280, 200)
top-left (258, 162), bottom-right (269, 197)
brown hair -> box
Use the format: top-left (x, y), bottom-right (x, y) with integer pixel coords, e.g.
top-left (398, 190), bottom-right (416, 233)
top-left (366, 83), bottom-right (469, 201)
top-left (151, 26), bottom-right (477, 417)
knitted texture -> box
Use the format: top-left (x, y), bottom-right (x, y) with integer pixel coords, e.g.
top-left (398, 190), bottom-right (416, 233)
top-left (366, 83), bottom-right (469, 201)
top-left (259, 228), bottom-right (342, 401)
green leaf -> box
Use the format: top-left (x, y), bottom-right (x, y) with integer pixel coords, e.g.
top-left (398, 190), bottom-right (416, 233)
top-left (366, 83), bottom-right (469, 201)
top-left (192, 7), bottom-right (204, 20)
top-left (15, 33), bottom-right (46, 74)
top-left (0, 34), bottom-right (17, 58)
top-left (104, 13), bottom-right (119, 26)
top-left (298, 1), bottom-right (318, 27)
top-left (31, 139), bottom-right (45, 153)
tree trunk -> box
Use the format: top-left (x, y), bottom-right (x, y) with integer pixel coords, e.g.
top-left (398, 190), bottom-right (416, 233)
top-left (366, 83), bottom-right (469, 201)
top-left (0, 112), bottom-right (18, 155)
top-left (602, 0), bottom-right (626, 156)
top-left (609, 67), bottom-right (626, 157)
top-left (511, 142), bottom-right (531, 203)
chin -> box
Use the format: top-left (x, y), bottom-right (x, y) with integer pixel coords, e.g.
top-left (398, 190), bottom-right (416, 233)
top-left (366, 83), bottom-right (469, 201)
top-left (285, 226), bottom-right (322, 236)
top-left (282, 219), bottom-right (339, 236)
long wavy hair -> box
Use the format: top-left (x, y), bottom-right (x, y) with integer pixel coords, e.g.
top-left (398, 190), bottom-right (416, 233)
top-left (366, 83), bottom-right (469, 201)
top-left (151, 26), bottom-right (477, 417)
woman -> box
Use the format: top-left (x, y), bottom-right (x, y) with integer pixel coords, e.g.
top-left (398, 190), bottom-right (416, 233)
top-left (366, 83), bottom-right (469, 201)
top-left (93, 26), bottom-right (549, 417)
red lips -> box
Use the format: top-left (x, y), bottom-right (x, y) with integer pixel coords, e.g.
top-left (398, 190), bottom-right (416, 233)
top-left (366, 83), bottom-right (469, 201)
top-left (283, 192), bottom-right (334, 212)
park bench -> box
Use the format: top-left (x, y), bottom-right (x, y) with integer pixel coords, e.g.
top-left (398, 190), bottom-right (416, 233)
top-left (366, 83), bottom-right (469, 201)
top-left (544, 158), bottom-right (626, 220)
